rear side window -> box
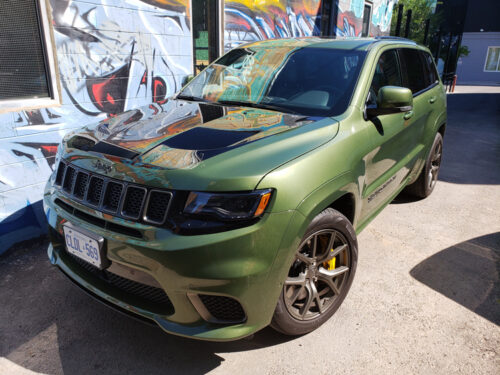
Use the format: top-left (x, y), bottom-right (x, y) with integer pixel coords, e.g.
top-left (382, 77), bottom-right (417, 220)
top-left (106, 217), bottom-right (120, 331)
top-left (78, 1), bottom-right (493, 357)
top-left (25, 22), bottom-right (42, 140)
top-left (422, 52), bottom-right (439, 86)
top-left (367, 49), bottom-right (402, 105)
top-left (399, 49), bottom-right (428, 94)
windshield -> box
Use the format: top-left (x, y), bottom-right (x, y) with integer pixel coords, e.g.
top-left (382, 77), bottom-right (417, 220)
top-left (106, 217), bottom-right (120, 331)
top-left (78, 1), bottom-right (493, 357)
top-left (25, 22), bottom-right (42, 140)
top-left (179, 46), bottom-right (366, 117)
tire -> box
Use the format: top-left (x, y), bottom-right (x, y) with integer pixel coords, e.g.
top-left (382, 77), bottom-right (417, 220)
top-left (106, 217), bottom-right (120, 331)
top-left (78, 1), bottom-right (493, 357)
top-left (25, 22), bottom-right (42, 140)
top-left (270, 208), bottom-right (358, 336)
top-left (405, 132), bottom-right (443, 199)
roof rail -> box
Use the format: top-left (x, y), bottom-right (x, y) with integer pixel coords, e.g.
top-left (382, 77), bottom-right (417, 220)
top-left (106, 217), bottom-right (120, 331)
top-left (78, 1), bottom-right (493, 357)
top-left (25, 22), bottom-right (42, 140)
top-left (374, 36), bottom-right (416, 43)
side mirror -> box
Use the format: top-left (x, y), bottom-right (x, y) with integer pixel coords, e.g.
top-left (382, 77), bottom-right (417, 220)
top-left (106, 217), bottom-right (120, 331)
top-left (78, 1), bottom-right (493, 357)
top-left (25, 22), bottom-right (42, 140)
top-left (366, 86), bottom-right (413, 118)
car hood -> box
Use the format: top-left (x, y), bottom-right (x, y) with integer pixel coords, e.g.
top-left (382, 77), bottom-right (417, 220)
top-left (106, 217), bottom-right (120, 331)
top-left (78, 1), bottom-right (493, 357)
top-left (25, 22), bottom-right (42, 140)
top-left (63, 98), bottom-right (339, 191)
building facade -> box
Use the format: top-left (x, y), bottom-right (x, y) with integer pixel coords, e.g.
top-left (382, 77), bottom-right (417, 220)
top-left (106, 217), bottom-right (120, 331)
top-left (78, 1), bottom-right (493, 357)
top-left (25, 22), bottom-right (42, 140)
top-left (456, 0), bottom-right (500, 85)
top-left (0, 0), bottom-right (395, 252)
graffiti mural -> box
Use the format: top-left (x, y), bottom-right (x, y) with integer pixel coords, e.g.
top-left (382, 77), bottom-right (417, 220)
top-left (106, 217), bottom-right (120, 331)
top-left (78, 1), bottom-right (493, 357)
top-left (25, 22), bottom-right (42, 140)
top-left (224, 0), bottom-right (323, 51)
top-left (336, 0), bottom-right (395, 37)
top-left (0, 0), bottom-right (192, 252)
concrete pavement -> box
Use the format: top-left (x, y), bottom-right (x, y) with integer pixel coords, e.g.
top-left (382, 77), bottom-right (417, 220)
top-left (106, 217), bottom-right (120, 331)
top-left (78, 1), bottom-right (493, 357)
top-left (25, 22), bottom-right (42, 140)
top-left (1, 92), bottom-right (499, 375)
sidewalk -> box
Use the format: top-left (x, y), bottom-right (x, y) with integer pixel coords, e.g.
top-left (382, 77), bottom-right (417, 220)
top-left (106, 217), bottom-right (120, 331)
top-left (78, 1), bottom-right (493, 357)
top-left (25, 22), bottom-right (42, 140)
top-left (449, 85), bottom-right (500, 94)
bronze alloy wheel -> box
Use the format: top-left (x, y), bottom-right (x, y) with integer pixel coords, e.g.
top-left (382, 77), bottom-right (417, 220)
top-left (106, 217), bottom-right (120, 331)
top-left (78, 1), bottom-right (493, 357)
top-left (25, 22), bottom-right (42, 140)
top-left (271, 208), bottom-right (357, 335)
top-left (284, 229), bottom-right (351, 321)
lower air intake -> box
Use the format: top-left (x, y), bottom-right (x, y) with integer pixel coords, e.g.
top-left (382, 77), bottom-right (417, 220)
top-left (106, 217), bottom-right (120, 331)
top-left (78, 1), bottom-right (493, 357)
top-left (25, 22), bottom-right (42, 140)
top-left (198, 294), bottom-right (246, 323)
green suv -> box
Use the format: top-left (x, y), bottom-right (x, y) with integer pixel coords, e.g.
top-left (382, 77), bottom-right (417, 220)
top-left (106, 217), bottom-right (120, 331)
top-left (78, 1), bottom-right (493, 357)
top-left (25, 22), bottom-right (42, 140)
top-left (44, 37), bottom-right (446, 341)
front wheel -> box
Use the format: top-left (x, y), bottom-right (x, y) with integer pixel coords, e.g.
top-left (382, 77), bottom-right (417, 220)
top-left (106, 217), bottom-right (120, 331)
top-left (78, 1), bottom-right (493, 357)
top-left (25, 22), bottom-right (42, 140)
top-left (270, 208), bottom-right (358, 336)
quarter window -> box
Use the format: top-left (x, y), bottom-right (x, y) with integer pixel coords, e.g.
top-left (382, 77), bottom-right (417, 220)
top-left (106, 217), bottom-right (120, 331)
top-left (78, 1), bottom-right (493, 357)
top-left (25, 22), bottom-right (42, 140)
top-left (484, 47), bottom-right (500, 72)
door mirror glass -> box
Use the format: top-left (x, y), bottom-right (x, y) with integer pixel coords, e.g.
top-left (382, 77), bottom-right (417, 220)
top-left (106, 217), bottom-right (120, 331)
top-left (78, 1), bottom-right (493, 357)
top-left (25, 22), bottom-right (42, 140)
top-left (366, 86), bottom-right (413, 118)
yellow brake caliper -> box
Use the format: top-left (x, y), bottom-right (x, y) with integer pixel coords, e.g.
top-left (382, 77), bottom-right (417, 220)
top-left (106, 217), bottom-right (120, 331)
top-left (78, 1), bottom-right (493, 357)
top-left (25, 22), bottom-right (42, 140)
top-left (323, 248), bottom-right (336, 270)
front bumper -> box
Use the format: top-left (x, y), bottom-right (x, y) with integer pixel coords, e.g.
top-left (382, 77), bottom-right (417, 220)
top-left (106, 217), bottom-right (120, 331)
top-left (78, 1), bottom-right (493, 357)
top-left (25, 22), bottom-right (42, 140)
top-left (44, 184), bottom-right (303, 341)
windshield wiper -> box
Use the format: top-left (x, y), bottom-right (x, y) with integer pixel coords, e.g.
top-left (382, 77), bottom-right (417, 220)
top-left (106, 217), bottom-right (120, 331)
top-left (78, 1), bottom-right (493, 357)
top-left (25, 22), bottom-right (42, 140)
top-left (217, 100), bottom-right (300, 115)
top-left (176, 94), bottom-right (210, 103)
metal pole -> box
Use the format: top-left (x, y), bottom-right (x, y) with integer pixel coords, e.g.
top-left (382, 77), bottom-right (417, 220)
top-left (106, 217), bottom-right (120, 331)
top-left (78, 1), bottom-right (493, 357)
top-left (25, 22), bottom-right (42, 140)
top-left (404, 9), bottom-right (412, 38)
top-left (423, 18), bottom-right (430, 45)
top-left (395, 4), bottom-right (403, 36)
top-left (453, 33), bottom-right (463, 74)
top-left (444, 32), bottom-right (453, 76)
top-left (434, 26), bottom-right (443, 62)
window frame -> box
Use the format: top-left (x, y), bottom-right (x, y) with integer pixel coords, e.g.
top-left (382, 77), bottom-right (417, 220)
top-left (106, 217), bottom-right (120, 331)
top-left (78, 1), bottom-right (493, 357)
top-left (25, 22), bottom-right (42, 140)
top-left (483, 46), bottom-right (500, 72)
top-left (397, 48), bottom-right (439, 97)
top-left (0, 0), bottom-right (61, 113)
top-left (364, 47), bottom-right (403, 109)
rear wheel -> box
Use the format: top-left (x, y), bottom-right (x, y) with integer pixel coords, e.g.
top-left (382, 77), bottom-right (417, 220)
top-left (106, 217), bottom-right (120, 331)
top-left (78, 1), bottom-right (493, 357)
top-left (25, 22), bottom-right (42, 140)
top-left (271, 208), bottom-right (358, 336)
top-left (406, 132), bottom-right (443, 199)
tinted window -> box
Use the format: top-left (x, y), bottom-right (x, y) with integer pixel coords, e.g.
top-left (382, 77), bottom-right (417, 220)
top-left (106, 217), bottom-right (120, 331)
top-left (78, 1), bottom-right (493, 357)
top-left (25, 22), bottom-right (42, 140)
top-left (399, 49), bottom-right (427, 94)
top-left (422, 52), bottom-right (439, 86)
top-left (367, 49), bottom-right (401, 106)
top-left (180, 47), bottom-right (366, 117)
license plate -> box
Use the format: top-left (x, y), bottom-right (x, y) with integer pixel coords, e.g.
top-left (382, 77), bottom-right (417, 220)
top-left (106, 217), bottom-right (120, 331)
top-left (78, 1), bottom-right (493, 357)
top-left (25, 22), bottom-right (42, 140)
top-left (63, 224), bottom-right (104, 268)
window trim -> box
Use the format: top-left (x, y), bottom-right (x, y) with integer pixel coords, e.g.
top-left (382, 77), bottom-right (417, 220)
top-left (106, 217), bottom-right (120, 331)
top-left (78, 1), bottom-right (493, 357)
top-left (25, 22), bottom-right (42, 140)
top-left (363, 47), bottom-right (403, 109)
top-left (398, 48), bottom-right (438, 98)
top-left (483, 46), bottom-right (500, 73)
top-left (0, 0), bottom-right (61, 113)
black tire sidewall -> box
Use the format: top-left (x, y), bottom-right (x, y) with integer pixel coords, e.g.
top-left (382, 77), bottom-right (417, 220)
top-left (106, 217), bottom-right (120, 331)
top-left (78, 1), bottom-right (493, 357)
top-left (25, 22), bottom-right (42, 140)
top-left (423, 132), bottom-right (443, 197)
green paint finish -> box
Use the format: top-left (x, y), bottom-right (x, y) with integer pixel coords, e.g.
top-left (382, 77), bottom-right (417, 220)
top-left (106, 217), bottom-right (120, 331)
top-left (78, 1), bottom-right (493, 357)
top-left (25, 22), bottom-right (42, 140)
top-left (44, 37), bottom-right (447, 340)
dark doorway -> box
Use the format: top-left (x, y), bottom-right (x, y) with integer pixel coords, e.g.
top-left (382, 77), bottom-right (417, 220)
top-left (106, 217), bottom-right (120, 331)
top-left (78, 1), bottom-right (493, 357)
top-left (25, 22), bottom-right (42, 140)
top-left (192, 0), bottom-right (220, 74)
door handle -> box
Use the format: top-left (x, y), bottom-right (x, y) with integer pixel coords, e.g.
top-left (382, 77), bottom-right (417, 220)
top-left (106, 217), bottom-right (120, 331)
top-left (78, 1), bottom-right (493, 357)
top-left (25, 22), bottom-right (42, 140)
top-left (404, 111), bottom-right (414, 120)
top-left (429, 96), bottom-right (437, 104)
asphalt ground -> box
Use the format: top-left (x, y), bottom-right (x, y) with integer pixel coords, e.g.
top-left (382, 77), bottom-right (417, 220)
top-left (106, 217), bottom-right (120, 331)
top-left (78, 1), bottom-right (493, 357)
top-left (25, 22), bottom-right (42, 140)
top-left (1, 90), bottom-right (499, 374)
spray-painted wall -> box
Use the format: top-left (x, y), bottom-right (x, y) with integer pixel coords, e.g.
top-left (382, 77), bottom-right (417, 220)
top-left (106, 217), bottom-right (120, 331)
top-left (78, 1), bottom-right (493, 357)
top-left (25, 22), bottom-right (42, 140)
top-left (224, 0), bottom-right (323, 51)
top-left (1, 0), bottom-right (396, 253)
top-left (0, 0), bottom-right (192, 252)
top-left (336, 0), bottom-right (396, 37)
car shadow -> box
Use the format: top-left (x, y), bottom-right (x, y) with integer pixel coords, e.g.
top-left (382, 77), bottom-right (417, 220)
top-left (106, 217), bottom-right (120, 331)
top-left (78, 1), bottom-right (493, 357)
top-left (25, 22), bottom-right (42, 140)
top-left (410, 232), bottom-right (500, 325)
top-left (0, 243), bottom-right (296, 374)
top-left (438, 93), bottom-right (500, 185)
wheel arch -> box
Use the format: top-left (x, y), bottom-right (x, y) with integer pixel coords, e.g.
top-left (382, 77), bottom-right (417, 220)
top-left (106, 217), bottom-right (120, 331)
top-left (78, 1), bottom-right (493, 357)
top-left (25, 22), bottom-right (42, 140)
top-left (295, 172), bottom-right (360, 231)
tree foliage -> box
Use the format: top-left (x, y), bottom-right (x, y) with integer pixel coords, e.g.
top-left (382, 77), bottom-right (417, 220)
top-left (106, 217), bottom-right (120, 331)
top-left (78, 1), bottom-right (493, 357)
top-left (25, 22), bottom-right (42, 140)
top-left (390, 0), bottom-right (442, 45)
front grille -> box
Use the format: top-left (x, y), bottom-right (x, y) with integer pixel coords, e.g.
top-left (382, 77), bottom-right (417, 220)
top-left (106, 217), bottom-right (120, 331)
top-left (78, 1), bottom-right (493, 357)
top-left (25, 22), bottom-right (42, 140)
top-left (122, 186), bottom-right (146, 219)
top-left (103, 181), bottom-right (123, 212)
top-left (63, 166), bottom-right (76, 193)
top-left (73, 172), bottom-right (89, 199)
top-left (144, 190), bottom-right (172, 224)
top-left (87, 176), bottom-right (104, 206)
top-left (54, 160), bottom-right (173, 229)
top-left (65, 250), bottom-right (174, 313)
top-left (55, 162), bottom-right (66, 185)
top-left (199, 295), bottom-right (246, 323)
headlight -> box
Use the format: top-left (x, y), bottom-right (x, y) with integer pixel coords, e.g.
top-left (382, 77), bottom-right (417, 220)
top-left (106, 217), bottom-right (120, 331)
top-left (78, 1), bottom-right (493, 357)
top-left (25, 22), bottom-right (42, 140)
top-left (183, 189), bottom-right (272, 221)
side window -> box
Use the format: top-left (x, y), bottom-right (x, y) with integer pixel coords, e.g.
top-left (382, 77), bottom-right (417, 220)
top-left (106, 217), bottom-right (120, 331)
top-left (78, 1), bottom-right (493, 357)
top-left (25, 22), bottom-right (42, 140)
top-left (367, 50), bottom-right (402, 106)
top-left (422, 52), bottom-right (439, 85)
top-left (399, 49), bottom-right (428, 94)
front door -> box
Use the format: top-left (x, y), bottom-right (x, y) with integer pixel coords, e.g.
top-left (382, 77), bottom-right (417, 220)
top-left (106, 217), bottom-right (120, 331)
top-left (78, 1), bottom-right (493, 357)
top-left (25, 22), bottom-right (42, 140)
top-left (361, 48), bottom-right (422, 217)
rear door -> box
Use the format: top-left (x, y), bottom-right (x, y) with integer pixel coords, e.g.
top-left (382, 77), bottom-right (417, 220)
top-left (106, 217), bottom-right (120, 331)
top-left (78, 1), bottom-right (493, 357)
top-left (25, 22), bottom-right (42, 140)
top-left (398, 48), bottom-right (443, 177)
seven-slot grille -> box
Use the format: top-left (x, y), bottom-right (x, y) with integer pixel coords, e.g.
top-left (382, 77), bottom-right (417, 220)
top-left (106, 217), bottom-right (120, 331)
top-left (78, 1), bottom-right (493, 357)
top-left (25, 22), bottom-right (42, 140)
top-left (54, 160), bottom-right (172, 224)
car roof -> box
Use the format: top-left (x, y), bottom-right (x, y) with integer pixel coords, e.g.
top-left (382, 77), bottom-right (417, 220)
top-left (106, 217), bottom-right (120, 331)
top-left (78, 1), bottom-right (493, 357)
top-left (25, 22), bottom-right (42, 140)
top-left (242, 36), bottom-right (420, 51)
